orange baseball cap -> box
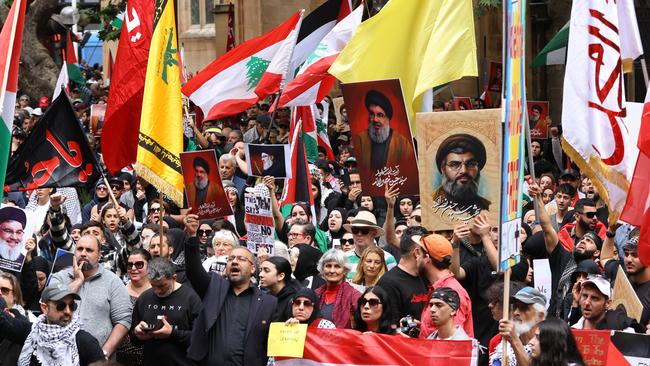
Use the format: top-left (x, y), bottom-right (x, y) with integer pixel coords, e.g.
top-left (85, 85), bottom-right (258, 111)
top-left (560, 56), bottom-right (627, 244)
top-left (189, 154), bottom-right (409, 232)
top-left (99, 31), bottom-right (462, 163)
top-left (420, 234), bottom-right (453, 262)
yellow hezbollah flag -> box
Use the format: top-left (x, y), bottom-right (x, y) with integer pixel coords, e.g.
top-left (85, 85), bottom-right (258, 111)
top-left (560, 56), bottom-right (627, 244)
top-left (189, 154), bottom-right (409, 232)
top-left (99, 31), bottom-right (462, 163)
top-left (329, 0), bottom-right (477, 122)
top-left (135, 0), bottom-right (184, 205)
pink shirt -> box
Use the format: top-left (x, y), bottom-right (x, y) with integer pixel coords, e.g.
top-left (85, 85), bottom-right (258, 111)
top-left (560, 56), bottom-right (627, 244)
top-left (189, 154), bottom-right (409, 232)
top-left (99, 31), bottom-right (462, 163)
top-left (418, 272), bottom-right (474, 338)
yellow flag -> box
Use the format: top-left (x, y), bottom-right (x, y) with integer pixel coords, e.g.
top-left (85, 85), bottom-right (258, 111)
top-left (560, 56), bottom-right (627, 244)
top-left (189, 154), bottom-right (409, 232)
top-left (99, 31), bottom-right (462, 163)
top-left (329, 0), bottom-right (478, 122)
top-left (136, 0), bottom-right (184, 205)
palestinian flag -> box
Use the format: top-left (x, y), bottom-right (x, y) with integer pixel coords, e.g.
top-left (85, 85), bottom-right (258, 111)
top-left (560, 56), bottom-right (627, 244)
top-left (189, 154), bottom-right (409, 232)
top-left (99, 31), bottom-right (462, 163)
top-left (317, 100), bottom-right (335, 161)
top-left (0, 0), bottom-right (27, 191)
top-left (66, 32), bottom-right (86, 86)
top-left (279, 120), bottom-right (314, 208)
top-left (290, 106), bottom-right (318, 163)
top-left (181, 12), bottom-right (302, 121)
top-left (532, 21), bottom-right (569, 67)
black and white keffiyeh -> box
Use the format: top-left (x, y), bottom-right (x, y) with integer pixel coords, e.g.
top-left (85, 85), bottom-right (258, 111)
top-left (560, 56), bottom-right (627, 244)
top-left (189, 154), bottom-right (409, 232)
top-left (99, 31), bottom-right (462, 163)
top-left (18, 314), bottom-right (82, 366)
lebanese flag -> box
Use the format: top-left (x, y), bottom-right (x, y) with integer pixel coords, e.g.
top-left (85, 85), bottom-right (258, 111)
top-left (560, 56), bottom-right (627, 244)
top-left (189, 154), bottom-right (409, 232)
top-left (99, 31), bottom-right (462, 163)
top-left (275, 328), bottom-right (475, 365)
top-left (279, 120), bottom-right (314, 208)
top-left (254, 11), bottom-right (303, 99)
top-left (0, 0), bottom-right (26, 190)
top-left (622, 87), bottom-right (650, 265)
top-left (101, 0), bottom-right (155, 174)
top-left (279, 6), bottom-right (362, 107)
top-left (181, 11), bottom-right (302, 121)
top-left (317, 100), bottom-right (335, 161)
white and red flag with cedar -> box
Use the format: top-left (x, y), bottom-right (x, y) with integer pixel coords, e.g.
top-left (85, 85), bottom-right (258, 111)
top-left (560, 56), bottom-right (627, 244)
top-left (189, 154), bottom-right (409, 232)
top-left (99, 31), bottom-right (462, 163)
top-left (254, 11), bottom-right (304, 99)
top-left (561, 0), bottom-right (644, 224)
top-left (101, 0), bottom-right (155, 174)
top-left (279, 5), bottom-right (363, 107)
top-left (181, 11), bottom-right (302, 121)
top-left (621, 86), bottom-right (650, 265)
top-left (0, 0), bottom-right (26, 190)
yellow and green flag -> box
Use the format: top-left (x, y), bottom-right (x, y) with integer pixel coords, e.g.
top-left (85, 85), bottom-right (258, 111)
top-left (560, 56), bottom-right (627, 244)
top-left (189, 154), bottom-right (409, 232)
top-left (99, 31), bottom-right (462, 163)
top-left (328, 0), bottom-right (478, 123)
top-left (135, 0), bottom-right (184, 205)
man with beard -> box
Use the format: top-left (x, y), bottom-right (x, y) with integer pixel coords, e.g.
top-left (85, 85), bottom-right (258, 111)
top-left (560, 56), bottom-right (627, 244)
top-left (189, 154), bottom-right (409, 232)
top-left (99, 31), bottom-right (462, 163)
top-left (259, 151), bottom-right (285, 177)
top-left (185, 212), bottom-right (277, 366)
top-left (529, 104), bottom-right (542, 130)
top-left (492, 287), bottom-right (547, 366)
top-left (558, 198), bottom-right (606, 251)
top-left (49, 234), bottom-right (132, 359)
top-left (0, 206), bottom-right (26, 269)
top-left (186, 156), bottom-right (221, 207)
top-left (352, 90), bottom-right (414, 182)
top-left (432, 134), bottom-right (490, 221)
top-left (3, 283), bottom-right (105, 366)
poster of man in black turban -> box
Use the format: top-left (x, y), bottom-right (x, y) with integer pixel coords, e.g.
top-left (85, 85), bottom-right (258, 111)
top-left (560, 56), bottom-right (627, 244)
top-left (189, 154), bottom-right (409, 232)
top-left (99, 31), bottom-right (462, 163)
top-left (416, 109), bottom-right (502, 230)
top-left (341, 79), bottom-right (419, 197)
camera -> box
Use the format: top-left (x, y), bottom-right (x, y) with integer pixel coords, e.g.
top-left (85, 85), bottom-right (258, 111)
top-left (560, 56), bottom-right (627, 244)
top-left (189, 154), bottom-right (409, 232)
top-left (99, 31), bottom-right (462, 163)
top-left (399, 315), bottom-right (420, 338)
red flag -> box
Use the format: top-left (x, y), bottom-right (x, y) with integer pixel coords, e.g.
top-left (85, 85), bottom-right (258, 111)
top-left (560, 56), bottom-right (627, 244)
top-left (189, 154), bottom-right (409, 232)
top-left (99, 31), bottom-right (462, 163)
top-left (623, 87), bottom-right (650, 265)
top-left (66, 31), bottom-right (77, 64)
top-left (275, 328), bottom-right (474, 365)
top-left (279, 120), bottom-right (314, 208)
top-left (101, 0), bottom-right (155, 174)
top-left (226, 3), bottom-right (235, 51)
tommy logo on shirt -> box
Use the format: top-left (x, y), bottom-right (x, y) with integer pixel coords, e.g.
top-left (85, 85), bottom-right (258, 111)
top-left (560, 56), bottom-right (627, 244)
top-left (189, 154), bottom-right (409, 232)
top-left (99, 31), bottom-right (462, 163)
top-left (147, 304), bottom-right (183, 311)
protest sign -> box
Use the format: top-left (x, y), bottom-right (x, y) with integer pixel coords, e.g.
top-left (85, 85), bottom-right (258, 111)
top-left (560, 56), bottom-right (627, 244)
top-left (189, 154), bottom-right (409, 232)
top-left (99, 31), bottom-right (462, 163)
top-left (342, 79), bottom-right (419, 197)
top-left (48, 248), bottom-right (74, 286)
top-left (267, 323), bottom-right (308, 358)
top-left (487, 61), bottom-right (503, 93)
top-left (245, 184), bottom-right (275, 254)
top-left (245, 144), bottom-right (292, 178)
top-left (0, 206), bottom-right (35, 273)
top-left (453, 97), bottom-right (472, 110)
top-left (611, 265), bottom-right (644, 322)
top-left (527, 101), bottom-right (549, 139)
top-left (180, 150), bottom-right (233, 220)
top-left (533, 259), bottom-right (552, 309)
top-left (90, 103), bottom-right (106, 137)
top-left (415, 109), bottom-right (502, 231)
top-left (573, 329), bottom-right (629, 366)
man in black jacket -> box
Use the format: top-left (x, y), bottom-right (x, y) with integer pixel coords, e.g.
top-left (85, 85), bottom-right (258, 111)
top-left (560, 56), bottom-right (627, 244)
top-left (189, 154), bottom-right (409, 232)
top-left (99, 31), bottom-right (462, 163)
top-left (184, 213), bottom-right (278, 366)
top-left (0, 283), bottom-right (105, 366)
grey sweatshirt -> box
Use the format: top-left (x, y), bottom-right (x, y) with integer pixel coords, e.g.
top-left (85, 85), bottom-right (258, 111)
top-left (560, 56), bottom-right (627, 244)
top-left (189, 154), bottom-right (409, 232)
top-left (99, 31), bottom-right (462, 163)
top-left (50, 265), bottom-right (132, 346)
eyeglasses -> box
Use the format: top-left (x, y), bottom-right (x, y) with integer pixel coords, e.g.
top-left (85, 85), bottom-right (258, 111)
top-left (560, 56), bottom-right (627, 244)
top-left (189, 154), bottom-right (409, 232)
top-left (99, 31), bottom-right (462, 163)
top-left (579, 211), bottom-right (597, 219)
top-left (1, 228), bottom-right (24, 237)
top-left (0, 286), bottom-right (13, 295)
top-left (351, 227), bottom-right (371, 235)
top-left (198, 229), bottom-right (213, 237)
top-left (127, 261), bottom-right (145, 270)
top-left (358, 298), bottom-right (382, 308)
top-left (445, 160), bottom-right (479, 171)
top-left (288, 232), bottom-right (305, 239)
top-left (340, 238), bottom-right (354, 245)
top-left (292, 299), bottom-right (314, 307)
top-left (227, 255), bottom-right (253, 264)
top-left (54, 301), bottom-right (78, 312)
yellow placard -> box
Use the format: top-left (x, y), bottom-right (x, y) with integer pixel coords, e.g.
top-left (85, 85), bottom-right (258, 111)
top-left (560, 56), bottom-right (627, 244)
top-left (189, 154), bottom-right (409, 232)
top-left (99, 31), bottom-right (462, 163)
top-left (267, 322), bottom-right (308, 358)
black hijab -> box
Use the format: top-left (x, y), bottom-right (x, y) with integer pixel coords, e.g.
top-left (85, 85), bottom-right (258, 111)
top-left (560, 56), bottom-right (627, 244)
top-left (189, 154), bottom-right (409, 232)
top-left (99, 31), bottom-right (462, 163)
top-left (293, 244), bottom-right (323, 282)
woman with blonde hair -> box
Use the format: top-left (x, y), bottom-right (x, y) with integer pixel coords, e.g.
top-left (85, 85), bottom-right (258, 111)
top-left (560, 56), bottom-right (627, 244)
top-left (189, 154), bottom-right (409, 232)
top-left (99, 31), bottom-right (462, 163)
top-left (351, 246), bottom-right (388, 288)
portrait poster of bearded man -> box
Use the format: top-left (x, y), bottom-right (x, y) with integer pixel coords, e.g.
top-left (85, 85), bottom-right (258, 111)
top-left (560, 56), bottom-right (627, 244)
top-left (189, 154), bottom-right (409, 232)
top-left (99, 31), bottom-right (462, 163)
top-left (342, 79), bottom-right (419, 197)
top-left (416, 109), bottom-right (502, 231)
top-left (180, 150), bottom-right (233, 220)
top-left (245, 143), bottom-right (292, 178)
top-left (527, 101), bottom-right (549, 139)
top-left (0, 206), bottom-right (35, 272)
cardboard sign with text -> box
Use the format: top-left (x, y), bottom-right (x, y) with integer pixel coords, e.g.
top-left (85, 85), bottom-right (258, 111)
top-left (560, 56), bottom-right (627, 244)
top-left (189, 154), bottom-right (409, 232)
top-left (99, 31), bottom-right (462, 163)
top-left (180, 150), bottom-right (233, 220)
top-left (415, 109), bottom-right (502, 231)
top-left (342, 79), bottom-right (419, 197)
top-left (267, 322), bottom-right (308, 358)
top-left (572, 330), bottom-right (629, 366)
top-left (612, 265), bottom-right (644, 322)
top-left (244, 184), bottom-right (275, 254)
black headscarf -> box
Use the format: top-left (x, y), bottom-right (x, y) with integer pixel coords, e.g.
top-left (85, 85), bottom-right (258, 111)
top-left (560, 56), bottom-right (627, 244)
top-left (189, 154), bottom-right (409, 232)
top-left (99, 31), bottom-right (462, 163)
top-left (393, 195), bottom-right (418, 219)
top-left (168, 228), bottom-right (188, 264)
top-left (293, 244), bottom-right (322, 282)
top-left (321, 207), bottom-right (348, 239)
top-left (292, 287), bottom-right (321, 324)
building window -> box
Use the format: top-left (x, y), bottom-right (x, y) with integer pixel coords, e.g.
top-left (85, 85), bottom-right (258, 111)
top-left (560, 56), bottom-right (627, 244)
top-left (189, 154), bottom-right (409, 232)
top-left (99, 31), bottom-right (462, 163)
top-left (205, 0), bottom-right (214, 24)
top-left (191, 0), bottom-right (200, 25)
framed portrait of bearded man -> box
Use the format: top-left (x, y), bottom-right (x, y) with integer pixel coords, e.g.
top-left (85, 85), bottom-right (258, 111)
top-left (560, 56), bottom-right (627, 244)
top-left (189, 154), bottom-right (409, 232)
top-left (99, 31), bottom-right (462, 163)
top-left (416, 109), bottom-right (502, 231)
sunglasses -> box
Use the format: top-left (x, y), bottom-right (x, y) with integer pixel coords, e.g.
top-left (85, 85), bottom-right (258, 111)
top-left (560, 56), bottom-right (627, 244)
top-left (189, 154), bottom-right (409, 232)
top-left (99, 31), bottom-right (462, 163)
top-left (358, 298), bottom-right (382, 308)
top-left (340, 238), bottom-right (354, 245)
top-left (150, 207), bottom-right (161, 213)
top-left (127, 261), bottom-right (145, 270)
top-left (292, 299), bottom-right (314, 307)
top-left (198, 229), bottom-right (213, 237)
top-left (54, 301), bottom-right (78, 312)
top-left (0, 286), bottom-right (13, 295)
top-left (351, 227), bottom-right (371, 235)
top-left (579, 211), bottom-right (597, 218)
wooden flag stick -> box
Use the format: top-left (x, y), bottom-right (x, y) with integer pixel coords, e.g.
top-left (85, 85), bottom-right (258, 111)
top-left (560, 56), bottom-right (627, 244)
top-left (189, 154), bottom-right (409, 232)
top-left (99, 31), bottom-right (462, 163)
top-left (501, 267), bottom-right (512, 365)
top-left (159, 191), bottom-right (165, 239)
top-left (103, 175), bottom-right (120, 208)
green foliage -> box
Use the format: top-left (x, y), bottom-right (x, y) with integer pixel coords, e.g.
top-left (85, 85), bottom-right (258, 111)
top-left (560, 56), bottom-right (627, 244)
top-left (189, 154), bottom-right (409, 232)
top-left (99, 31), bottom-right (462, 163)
top-left (97, 0), bottom-right (126, 41)
top-left (475, 0), bottom-right (502, 18)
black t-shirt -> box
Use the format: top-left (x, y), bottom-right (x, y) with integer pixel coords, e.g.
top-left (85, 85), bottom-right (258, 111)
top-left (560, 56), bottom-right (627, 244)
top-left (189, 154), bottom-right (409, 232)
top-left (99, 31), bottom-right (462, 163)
top-left (27, 330), bottom-right (104, 366)
top-left (131, 284), bottom-right (202, 366)
top-left (547, 243), bottom-right (575, 317)
top-left (376, 266), bottom-right (429, 325)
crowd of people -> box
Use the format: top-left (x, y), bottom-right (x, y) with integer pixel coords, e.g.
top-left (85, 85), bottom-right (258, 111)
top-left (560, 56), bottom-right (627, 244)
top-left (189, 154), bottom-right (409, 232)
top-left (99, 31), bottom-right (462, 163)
top-left (1, 61), bottom-right (649, 366)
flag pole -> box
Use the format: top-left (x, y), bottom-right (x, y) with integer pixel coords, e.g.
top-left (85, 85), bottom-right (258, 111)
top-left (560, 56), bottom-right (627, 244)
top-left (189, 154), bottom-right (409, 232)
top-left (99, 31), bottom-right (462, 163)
top-left (641, 57), bottom-right (649, 89)
top-left (501, 267), bottom-right (511, 365)
top-left (0, 0), bottom-right (23, 116)
top-left (159, 191), bottom-right (165, 239)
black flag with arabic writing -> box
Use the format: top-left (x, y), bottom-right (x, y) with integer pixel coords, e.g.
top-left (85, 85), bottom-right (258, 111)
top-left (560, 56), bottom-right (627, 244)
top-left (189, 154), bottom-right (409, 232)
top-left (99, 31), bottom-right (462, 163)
top-left (4, 93), bottom-right (101, 192)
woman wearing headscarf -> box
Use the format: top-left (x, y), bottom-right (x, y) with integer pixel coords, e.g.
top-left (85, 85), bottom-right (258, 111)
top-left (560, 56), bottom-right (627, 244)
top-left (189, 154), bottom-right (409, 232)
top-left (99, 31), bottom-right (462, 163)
top-left (393, 195), bottom-right (418, 221)
top-left (285, 288), bottom-right (336, 329)
top-left (321, 207), bottom-right (348, 248)
top-left (291, 244), bottom-right (325, 290)
top-left (222, 180), bottom-right (247, 237)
